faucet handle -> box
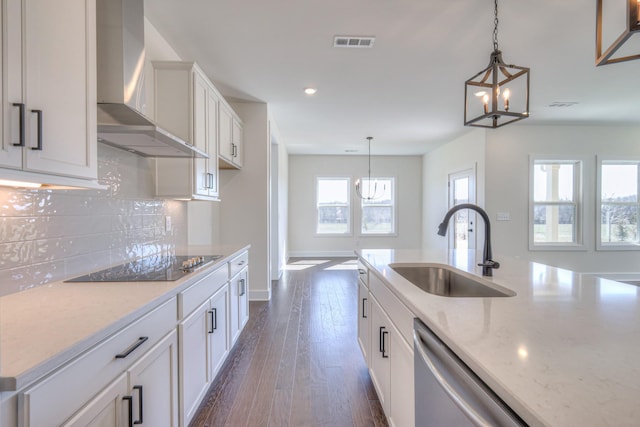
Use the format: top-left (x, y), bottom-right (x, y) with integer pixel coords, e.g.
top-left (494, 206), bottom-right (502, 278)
top-left (478, 260), bottom-right (500, 269)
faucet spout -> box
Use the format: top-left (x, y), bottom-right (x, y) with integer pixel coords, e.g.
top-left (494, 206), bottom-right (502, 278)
top-left (437, 203), bottom-right (500, 277)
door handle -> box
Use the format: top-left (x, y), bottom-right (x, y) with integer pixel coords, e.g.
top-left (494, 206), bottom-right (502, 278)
top-left (362, 298), bottom-right (367, 318)
top-left (123, 396), bottom-right (133, 427)
top-left (133, 385), bottom-right (143, 425)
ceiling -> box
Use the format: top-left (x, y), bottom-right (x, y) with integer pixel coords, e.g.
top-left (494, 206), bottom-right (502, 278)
top-left (144, 0), bottom-right (640, 156)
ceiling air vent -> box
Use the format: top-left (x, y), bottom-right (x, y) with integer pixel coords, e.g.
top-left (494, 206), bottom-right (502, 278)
top-left (333, 36), bottom-right (376, 48)
top-left (549, 101), bottom-right (579, 107)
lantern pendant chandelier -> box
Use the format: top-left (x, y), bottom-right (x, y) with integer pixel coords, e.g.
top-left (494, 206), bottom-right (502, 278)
top-left (464, 0), bottom-right (530, 129)
top-left (596, 0), bottom-right (640, 66)
top-left (355, 137), bottom-right (383, 200)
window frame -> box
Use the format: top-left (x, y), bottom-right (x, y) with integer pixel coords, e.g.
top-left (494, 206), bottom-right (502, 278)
top-left (528, 155), bottom-right (586, 251)
top-left (315, 176), bottom-right (352, 236)
top-left (358, 176), bottom-right (397, 236)
top-left (596, 156), bottom-right (640, 251)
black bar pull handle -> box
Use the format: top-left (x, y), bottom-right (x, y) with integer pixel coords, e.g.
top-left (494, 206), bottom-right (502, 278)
top-left (12, 103), bottom-right (24, 146)
top-left (239, 278), bottom-right (246, 296)
top-left (362, 298), bottom-right (367, 319)
top-left (133, 385), bottom-right (143, 424)
top-left (115, 336), bottom-right (148, 359)
top-left (379, 326), bottom-right (385, 353)
top-left (212, 307), bottom-right (217, 330)
top-left (123, 396), bottom-right (134, 427)
top-left (382, 330), bottom-right (389, 358)
top-left (30, 109), bottom-right (42, 150)
top-left (208, 309), bottom-right (216, 333)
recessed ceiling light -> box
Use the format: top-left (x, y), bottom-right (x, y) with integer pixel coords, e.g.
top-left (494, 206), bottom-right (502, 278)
top-left (304, 87), bottom-right (317, 95)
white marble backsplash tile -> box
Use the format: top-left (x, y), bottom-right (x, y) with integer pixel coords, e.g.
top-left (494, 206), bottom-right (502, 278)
top-left (0, 144), bottom-right (188, 296)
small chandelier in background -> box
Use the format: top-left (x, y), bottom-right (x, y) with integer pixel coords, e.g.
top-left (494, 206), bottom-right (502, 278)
top-left (464, 0), bottom-right (530, 129)
top-left (355, 137), bottom-right (384, 200)
top-left (596, 0), bottom-right (640, 66)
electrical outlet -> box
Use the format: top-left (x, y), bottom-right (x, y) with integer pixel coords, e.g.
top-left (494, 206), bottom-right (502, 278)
top-left (496, 212), bottom-right (510, 221)
top-left (165, 215), bottom-right (172, 232)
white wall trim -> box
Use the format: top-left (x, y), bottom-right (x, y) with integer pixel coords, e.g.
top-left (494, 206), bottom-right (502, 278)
top-left (249, 289), bottom-right (272, 301)
top-left (288, 250), bottom-right (356, 258)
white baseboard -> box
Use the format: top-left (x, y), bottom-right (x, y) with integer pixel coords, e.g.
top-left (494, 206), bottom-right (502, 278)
top-left (249, 289), bottom-right (271, 301)
top-left (288, 250), bottom-right (356, 258)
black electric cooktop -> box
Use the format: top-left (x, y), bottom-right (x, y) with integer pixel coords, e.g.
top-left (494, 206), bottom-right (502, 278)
top-left (65, 255), bottom-right (223, 282)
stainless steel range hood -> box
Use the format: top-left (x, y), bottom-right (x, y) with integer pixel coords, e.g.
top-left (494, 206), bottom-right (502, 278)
top-left (96, 0), bottom-right (207, 159)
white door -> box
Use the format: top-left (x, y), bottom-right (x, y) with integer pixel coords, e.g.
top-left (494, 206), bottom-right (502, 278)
top-left (209, 285), bottom-right (229, 376)
top-left (448, 168), bottom-right (477, 252)
top-left (62, 374), bottom-right (128, 427)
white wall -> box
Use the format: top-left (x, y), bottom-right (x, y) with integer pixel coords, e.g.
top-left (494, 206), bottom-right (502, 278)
top-left (219, 102), bottom-right (271, 300)
top-left (422, 129), bottom-right (486, 251)
top-left (485, 124), bottom-right (640, 273)
top-left (270, 119), bottom-right (288, 280)
top-left (288, 155), bottom-right (422, 256)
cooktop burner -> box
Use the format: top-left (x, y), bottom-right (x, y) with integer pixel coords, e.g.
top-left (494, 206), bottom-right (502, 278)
top-left (65, 255), bottom-right (223, 282)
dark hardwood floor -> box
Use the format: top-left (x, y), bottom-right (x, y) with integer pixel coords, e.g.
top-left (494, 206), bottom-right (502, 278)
top-left (189, 258), bottom-right (388, 427)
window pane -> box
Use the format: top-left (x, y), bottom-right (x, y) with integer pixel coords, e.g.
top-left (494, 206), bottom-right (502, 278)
top-left (317, 178), bottom-right (350, 234)
top-left (362, 206), bottom-right (393, 234)
top-left (533, 163), bottom-right (575, 202)
top-left (318, 179), bottom-right (348, 204)
top-left (602, 164), bottom-right (638, 202)
top-left (601, 203), bottom-right (639, 243)
top-left (317, 206), bottom-right (349, 234)
top-left (533, 204), bottom-right (575, 243)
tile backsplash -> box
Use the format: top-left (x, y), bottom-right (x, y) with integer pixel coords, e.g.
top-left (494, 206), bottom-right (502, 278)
top-left (0, 144), bottom-right (188, 296)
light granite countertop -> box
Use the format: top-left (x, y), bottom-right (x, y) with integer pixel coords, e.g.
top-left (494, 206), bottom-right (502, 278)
top-left (0, 245), bottom-right (249, 392)
top-left (357, 248), bottom-right (640, 427)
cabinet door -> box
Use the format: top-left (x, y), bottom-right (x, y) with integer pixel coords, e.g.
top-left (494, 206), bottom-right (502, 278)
top-left (358, 280), bottom-right (370, 364)
top-left (238, 268), bottom-right (249, 330)
top-left (127, 330), bottom-right (179, 427)
top-left (228, 268), bottom-right (248, 345)
top-left (62, 374), bottom-right (127, 427)
top-left (205, 86), bottom-right (219, 198)
top-left (209, 284), bottom-right (229, 376)
top-left (0, 0), bottom-right (24, 169)
top-left (192, 72), bottom-right (209, 197)
top-left (369, 296), bottom-right (391, 415)
top-left (23, 0), bottom-right (97, 179)
top-left (389, 328), bottom-right (414, 427)
top-left (179, 300), bottom-right (211, 426)
top-left (231, 118), bottom-right (243, 168)
top-left (218, 104), bottom-right (233, 164)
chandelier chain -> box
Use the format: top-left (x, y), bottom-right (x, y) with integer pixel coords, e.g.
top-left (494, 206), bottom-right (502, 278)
top-left (493, 0), bottom-right (499, 51)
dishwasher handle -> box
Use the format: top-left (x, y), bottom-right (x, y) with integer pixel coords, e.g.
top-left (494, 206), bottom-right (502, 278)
top-left (413, 328), bottom-right (491, 426)
top-left (413, 319), bottom-right (525, 427)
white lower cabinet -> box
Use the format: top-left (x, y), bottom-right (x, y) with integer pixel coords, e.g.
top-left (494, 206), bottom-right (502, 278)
top-left (179, 284), bottom-right (229, 427)
top-left (363, 267), bottom-right (415, 427)
top-left (61, 374), bottom-right (128, 427)
top-left (63, 329), bottom-right (179, 427)
top-left (126, 330), bottom-right (179, 427)
top-left (229, 266), bottom-right (249, 346)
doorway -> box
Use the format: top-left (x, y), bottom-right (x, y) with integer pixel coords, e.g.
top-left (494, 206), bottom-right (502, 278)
top-left (448, 168), bottom-right (477, 252)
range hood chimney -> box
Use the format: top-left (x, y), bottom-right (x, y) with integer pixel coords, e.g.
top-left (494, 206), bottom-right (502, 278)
top-left (96, 0), bottom-right (207, 158)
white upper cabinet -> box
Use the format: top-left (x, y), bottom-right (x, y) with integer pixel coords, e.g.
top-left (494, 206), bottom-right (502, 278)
top-left (218, 103), bottom-right (243, 169)
top-left (0, 0), bottom-right (98, 183)
top-left (153, 61), bottom-right (219, 200)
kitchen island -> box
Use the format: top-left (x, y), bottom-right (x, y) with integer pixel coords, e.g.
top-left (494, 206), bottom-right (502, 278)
top-left (358, 248), bottom-right (640, 427)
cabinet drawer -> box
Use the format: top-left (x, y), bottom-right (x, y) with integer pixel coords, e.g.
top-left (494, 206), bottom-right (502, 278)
top-left (20, 298), bottom-right (177, 427)
top-left (179, 265), bottom-right (228, 318)
top-left (357, 259), bottom-right (368, 287)
top-left (229, 252), bottom-right (249, 278)
top-left (369, 272), bottom-right (414, 347)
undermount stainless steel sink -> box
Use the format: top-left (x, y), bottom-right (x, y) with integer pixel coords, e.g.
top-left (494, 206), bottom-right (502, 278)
top-left (390, 264), bottom-right (516, 298)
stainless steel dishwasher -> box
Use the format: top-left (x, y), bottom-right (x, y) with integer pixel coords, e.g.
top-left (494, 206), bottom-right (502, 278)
top-left (413, 318), bottom-right (527, 427)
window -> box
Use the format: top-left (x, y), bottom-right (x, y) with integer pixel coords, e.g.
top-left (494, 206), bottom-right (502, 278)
top-left (360, 177), bottom-right (396, 235)
top-left (597, 160), bottom-right (640, 249)
top-left (530, 158), bottom-right (582, 249)
top-left (316, 177), bottom-right (351, 235)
